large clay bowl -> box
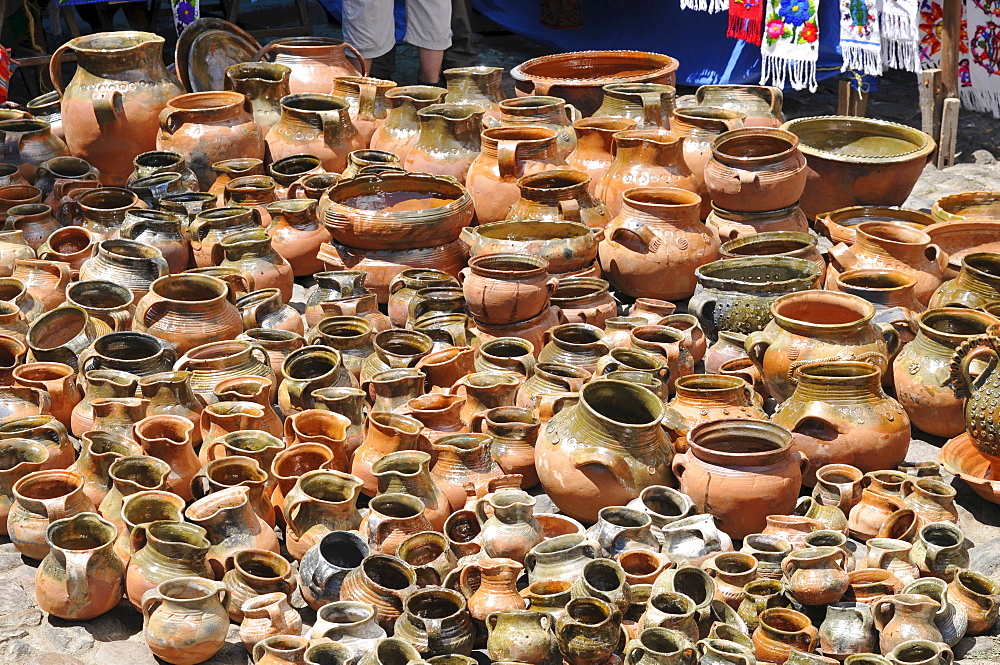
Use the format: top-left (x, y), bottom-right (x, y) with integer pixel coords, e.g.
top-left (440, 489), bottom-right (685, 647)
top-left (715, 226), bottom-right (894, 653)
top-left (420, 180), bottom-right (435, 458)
top-left (814, 206), bottom-right (934, 246)
top-left (932, 191), bottom-right (1000, 222)
top-left (510, 50), bottom-right (679, 117)
top-left (924, 221), bottom-right (1000, 277)
top-left (317, 171), bottom-right (474, 251)
top-left (940, 432), bottom-right (1000, 505)
top-left (460, 220), bottom-right (599, 274)
top-left (780, 116), bottom-right (935, 220)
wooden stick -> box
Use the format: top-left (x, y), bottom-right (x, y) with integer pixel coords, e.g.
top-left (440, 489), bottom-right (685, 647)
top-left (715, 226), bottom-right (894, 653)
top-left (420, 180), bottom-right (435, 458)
top-left (937, 97), bottom-right (960, 169)
top-left (941, 0), bottom-right (962, 99)
top-left (919, 69), bottom-right (944, 141)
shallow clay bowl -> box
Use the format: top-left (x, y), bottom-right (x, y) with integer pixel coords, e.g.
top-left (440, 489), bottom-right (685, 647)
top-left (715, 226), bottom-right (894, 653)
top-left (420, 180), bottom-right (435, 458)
top-left (781, 116), bottom-right (935, 220)
top-left (932, 191), bottom-right (1000, 222)
top-left (924, 220), bottom-right (1000, 277)
top-left (510, 50), bottom-right (679, 116)
top-left (814, 206), bottom-right (934, 245)
top-left (941, 432), bottom-right (1000, 505)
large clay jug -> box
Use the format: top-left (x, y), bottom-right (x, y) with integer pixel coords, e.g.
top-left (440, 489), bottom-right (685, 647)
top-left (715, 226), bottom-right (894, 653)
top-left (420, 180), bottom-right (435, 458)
top-left (371, 85), bottom-right (448, 156)
top-left (402, 102), bottom-right (484, 184)
top-left (141, 577), bottom-right (230, 665)
top-left (125, 520), bottom-right (213, 608)
top-left (50, 32), bottom-right (184, 186)
top-left (595, 129), bottom-right (698, 218)
top-left (8, 469), bottom-right (96, 560)
top-left (283, 469), bottom-right (363, 560)
top-left (266, 94), bottom-right (365, 173)
top-left (371, 450), bottom-right (449, 530)
top-left (536, 379), bottom-right (672, 523)
top-left (36, 511), bottom-right (124, 620)
top-left (185, 485), bottom-right (280, 575)
top-left (0, 439), bottom-right (50, 535)
top-left (872, 593), bottom-right (943, 653)
top-left (254, 37), bottom-right (366, 94)
top-left (566, 117), bottom-right (637, 195)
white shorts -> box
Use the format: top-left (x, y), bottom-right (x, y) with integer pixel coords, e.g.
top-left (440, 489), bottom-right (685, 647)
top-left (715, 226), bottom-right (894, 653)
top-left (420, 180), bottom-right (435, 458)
top-left (342, 0), bottom-right (453, 59)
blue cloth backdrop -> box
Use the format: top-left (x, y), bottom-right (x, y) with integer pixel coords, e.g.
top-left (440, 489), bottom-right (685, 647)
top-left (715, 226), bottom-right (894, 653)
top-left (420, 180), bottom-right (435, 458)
top-left (318, 0), bottom-right (845, 86)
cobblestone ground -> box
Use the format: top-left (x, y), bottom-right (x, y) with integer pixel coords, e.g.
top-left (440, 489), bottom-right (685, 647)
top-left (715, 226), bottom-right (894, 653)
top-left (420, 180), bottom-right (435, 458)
top-left (3, 2), bottom-right (1000, 663)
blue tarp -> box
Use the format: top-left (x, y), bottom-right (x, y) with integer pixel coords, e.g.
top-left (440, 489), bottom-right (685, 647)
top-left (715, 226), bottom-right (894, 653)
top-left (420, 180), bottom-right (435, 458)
top-left (318, 0), bottom-right (845, 87)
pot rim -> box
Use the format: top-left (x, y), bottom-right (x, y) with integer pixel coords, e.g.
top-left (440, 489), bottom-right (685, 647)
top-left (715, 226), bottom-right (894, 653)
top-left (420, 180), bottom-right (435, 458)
top-left (510, 50), bottom-right (678, 86)
top-left (780, 115), bottom-right (935, 164)
top-left (710, 127), bottom-right (800, 165)
top-left (695, 256), bottom-right (820, 291)
top-left (770, 290), bottom-right (876, 331)
top-left (687, 418), bottom-right (794, 467)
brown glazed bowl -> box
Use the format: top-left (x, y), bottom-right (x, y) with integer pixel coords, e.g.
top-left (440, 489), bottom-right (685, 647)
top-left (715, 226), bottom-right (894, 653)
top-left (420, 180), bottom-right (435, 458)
top-left (510, 50), bottom-right (679, 116)
top-left (931, 191), bottom-right (1000, 222)
top-left (780, 116), bottom-right (935, 220)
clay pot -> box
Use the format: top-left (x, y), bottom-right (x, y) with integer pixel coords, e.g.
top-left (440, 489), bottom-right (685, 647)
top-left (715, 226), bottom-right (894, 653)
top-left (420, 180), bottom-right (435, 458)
top-left (266, 94), bottom-right (364, 172)
top-left (461, 556), bottom-right (527, 622)
top-left (949, 570), bottom-right (999, 635)
top-left (185, 485), bottom-right (280, 574)
top-left (387, 269), bottom-right (459, 327)
top-left (695, 85), bottom-right (784, 127)
top-left (463, 219), bottom-right (600, 275)
top-left (818, 602), bottom-right (876, 660)
top-left (475, 488), bottom-right (544, 563)
top-left (240, 592), bottom-right (303, 652)
top-left (665, 375), bottom-right (767, 451)
top-left (673, 419), bottom-right (804, 539)
top-left (254, 37), bottom-right (365, 94)
top-left (0, 186), bottom-right (42, 217)
top-left (873, 593), bottom-right (943, 654)
top-left (8, 469), bottom-right (96, 559)
top-left (828, 223), bottom-right (947, 308)
top-left (114, 491), bottom-right (187, 563)
top-left (188, 206), bottom-right (259, 269)
top-left (141, 577), bottom-right (230, 665)
top-left (221, 548), bottom-right (296, 623)
top-left (297, 530), bottom-right (370, 610)
top-left (506, 169), bottom-right (608, 230)
top-left (499, 96), bottom-right (578, 160)
top-left (330, 75), bottom-right (397, 146)
top-left (5, 203), bottom-right (59, 252)
top-left (466, 126), bottom-right (563, 224)
top-left (780, 116), bottom-right (934, 221)
top-left (0, 230), bottom-right (36, 277)
top-left (13, 362), bottom-right (80, 430)
top-left (772, 361), bottom-right (910, 483)
top-left (782, 546), bottom-right (850, 606)
top-left (125, 520), bottom-right (212, 608)
top-left (394, 587), bottom-right (475, 657)
top-left (536, 379), bottom-right (671, 523)
top-left (0, 439), bottom-right (51, 534)
top-left (221, 62), bottom-right (292, 136)
top-left (746, 290), bottom-right (899, 402)
top-left (259, 199), bottom-right (328, 278)
top-left (461, 253), bottom-right (558, 326)
top-left (35, 512), bottom-right (124, 620)
top-left (309, 599), bottom-right (386, 656)
top-left (861, 537), bottom-right (919, 584)
top-left (594, 82), bottom-right (675, 129)
top-left (278, 345), bottom-right (353, 413)
top-left (487, 610), bottom-right (556, 665)
top-left (901, 577), bottom-right (967, 646)
top-left (215, 227), bottom-right (294, 302)
top-left (596, 130), bottom-right (698, 218)
top-left (886, 641), bottom-right (954, 665)
top-left (443, 65), bottom-right (505, 118)
top-left (372, 85), bottom-right (448, 156)
top-left (752, 608), bottom-right (819, 665)
top-left (401, 103), bottom-right (483, 184)
top-left (361, 492), bottom-right (433, 555)
top-left (282, 470), bottom-right (363, 560)
top-left (909, 522), bottom-right (969, 580)
top-left (555, 597), bottom-right (623, 665)
top-left (600, 187), bottom-right (718, 301)
top-left (49, 31), bottom-right (185, 185)
top-left (0, 119), bottom-right (70, 183)
top-left (430, 433), bottom-right (504, 510)
top-left (902, 478), bottom-right (958, 529)
top-left (845, 568), bottom-right (905, 606)
top-left (704, 128), bottom-right (806, 213)
top-left (524, 532), bottom-right (598, 585)
top-left (738, 578), bottom-right (790, 631)
top-left (567, 117), bottom-right (637, 194)
top-left (341, 554), bottom-right (419, 629)
top-left (132, 274), bottom-right (242, 356)
top-left (11, 259), bottom-right (71, 312)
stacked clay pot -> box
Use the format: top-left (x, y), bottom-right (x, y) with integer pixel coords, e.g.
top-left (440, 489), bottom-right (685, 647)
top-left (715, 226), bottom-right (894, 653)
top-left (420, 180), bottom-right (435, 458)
top-left (460, 253), bottom-right (560, 343)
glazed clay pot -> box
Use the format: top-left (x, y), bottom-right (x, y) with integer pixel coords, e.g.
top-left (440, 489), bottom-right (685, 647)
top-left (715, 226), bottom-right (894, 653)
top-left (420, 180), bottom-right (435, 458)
top-left (462, 219), bottom-right (599, 275)
top-left (6, 204), bottom-right (60, 252)
top-left (132, 274), bottom-right (243, 356)
top-left (665, 374), bottom-right (767, 452)
top-left (552, 278), bottom-right (618, 327)
top-left (894, 308), bottom-right (997, 438)
top-left (466, 126), bottom-right (563, 224)
top-left (141, 577), bottom-right (230, 665)
top-left (487, 609), bottom-right (557, 665)
top-left (930, 252), bottom-right (1000, 310)
top-left (674, 419), bottom-right (805, 539)
top-left (224, 62), bottom-right (292, 135)
top-left (600, 187), bottom-right (719, 301)
top-left (371, 85), bottom-right (448, 156)
top-left (157, 91), bottom-right (265, 190)
top-left (752, 608), bottom-right (819, 664)
top-left (828, 222), bottom-right (947, 306)
top-left (222, 548), bottom-right (296, 622)
top-left (215, 228), bottom-right (294, 302)
top-left (266, 198), bottom-right (331, 277)
top-left (254, 37), bottom-right (366, 94)
top-left (745, 290), bottom-right (899, 402)
top-left (8, 469), bottom-right (96, 560)
top-left (872, 594), bottom-right (943, 654)
top-left (595, 130), bottom-right (698, 218)
top-left (506, 169), bottom-right (609, 230)
top-left (566, 117), bottom-right (637, 195)
top-left (332, 75), bottom-right (397, 146)
top-left (946, 332), bottom-right (1000, 465)
top-left (499, 96), bottom-right (579, 159)
top-left (402, 103), bottom-right (483, 184)
top-left (949, 570), bottom-right (1000, 635)
top-left (594, 83), bottom-right (676, 129)
top-left (536, 379), bottom-right (672, 523)
top-left (266, 94), bottom-right (365, 172)
top-left (240, 593), bottom-right (303, 652)
top-left (696, 85), bottom-right (785, 127)
top-left (0, 119), bottom-right (69, 182)
top-left (36, 512), bottom-right (124, 620)
top-left (350, 412), bottom-right (422, 492)
top-left (909, 522), bottom-right (969, 580)
top-left (461, 253), bottom-right (558, 326)
top-left (49, 32), bottom-right (184, 185)
top-left (671, 107), bottom-right (746, 217)
top-left (341, 554), bottom-right (419, 629)
top-left (689, 257), bottom-right (821, 341)
top-left (782, 546), bottom-right (850, 606)
top-left (704, 128), bottom-right (807, 213)
top-left (772, 361), bottom-right (910, 484)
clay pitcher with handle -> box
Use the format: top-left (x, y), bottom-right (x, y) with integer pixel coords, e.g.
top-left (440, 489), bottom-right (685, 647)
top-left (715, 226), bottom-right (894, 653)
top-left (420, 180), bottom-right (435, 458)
top-left (872, 593), bottom-right (943, 654)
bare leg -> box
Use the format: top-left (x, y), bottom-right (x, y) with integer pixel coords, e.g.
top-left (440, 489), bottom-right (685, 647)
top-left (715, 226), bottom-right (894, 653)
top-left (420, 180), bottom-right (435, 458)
top-left (418, 47), bottom-right (445, 84)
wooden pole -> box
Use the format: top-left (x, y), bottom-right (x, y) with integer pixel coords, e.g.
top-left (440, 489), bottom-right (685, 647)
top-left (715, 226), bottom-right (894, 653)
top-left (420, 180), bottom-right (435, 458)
top-left (940, 0), bottom-right (962, 99)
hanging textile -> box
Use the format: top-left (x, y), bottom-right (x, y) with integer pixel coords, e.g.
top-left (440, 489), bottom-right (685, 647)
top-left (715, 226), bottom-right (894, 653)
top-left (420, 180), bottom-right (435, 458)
top-left (761, 0), bottom-right (820, 90)
top-left (729, 0), bottom-right (767, 44)
top-left (172, 0), bottom-right (201, 36)
top-left (964, 0), bottom-right (1000, 116)
top-left (883, 0), bottom-right (922, 70)
top-left (682, 0), bottom-right (728, 15)
top-left (840, 0), bottom-right (884, 73)
top-left (0, 47), bottom-right (12, 104)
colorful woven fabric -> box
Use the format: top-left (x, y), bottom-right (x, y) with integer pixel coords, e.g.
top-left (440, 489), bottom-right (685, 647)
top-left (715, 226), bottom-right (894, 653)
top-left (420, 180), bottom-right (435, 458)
top-left (965, 0), bottom-right (1000, 116)
top-left (172, 0), bottom-right (201, 36)
top-left (761, 0), bottom-right (820, 90)
top-left (728, 0), bottom-right (766, 45)
top-left (841, 0), bottom-right (883, 73)
top-left (0, 47), bottom-right (11, 104)
top-left (682, 0), bottom-right (729, 15)
top-left (883, 0), bottom-right (921, 70)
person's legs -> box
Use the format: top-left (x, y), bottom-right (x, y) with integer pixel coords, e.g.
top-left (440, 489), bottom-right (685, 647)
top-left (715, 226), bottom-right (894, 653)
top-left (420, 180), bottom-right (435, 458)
top-left (404, 0), bottom-right (452, 84)
top-left (342, 0), bottom-right (396, 66)
top-left (443, 0), bottom-right (477, 69)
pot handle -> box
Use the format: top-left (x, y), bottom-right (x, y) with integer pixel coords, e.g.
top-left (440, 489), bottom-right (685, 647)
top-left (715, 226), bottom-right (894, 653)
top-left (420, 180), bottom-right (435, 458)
top-left (828, 243), bottom-right (858, 270)
top-left (129, 523), bottom-right (151, 554)
top-left (718, 168), bottom-right (759, 195)
top-left (140, 588), bottom-right (165, 620)
top-left (952, 337), bottom-right (1000, 400)
top-left (625, 645), bottom-right (644, 665)
top-left (63, 549), bottom-right (93, 614)
top-left (474, 493), bottom-right (492, 525)
top-left (568, 446), bottom-right (631, 485)
top-left (611, 224), bottom-right (661, 252)
top-left (485, 612), bottom-right (500, 633)
top-left (871, 596), bottom-right (894, 632)
top-left (558, 198), bottom-right (581, 222)
top-left (49, 41), bottom-right (73, 97)
top-left (564, 103), bottom-right (583, 123)
top-left (2, 132), bottom-right (21, 161)
top-left (794, 451), bottom-right (810, 477)
top-left (458, 562), bottom-right (481, 597)
top-left (469, 412), bottom-right (488, 434)
top-left (535, 392), bottom-right (577, 422)
top-left (93, 90), bottom-right (124, 126)
top-left (497, 140), bottom-right (520, 179)
top-left (671, 451), bottom-right (687, 480)
top-left (252, 41), bottom-right (284, 62)
top-left (686, 293), bottom-right (717, 339)
top-left (639, 92), bottom-right (667, 128)
top-left (940, 645), bottom-right (955, 665)
top-left (357, 81), bottom-right (379, 118)
top-left (744, 330), bottom-right (770, 373)
top-left (927, 243), bottom-right (949, 273)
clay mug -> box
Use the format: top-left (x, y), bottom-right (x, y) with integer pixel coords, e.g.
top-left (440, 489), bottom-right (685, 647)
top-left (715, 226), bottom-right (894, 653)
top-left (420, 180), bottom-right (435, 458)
top-left (886, 640), bottom-right (954, 665)
top-left (623, 627), bottom-right (696, 665)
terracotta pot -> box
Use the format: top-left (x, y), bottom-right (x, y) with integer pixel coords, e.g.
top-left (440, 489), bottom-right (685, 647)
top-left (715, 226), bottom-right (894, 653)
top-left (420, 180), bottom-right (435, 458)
top-left (671, 107), bottom-right (746, 216)
top-left (429, 432), bottom-right (503, 509)
top-left (902, 477), bottom-right (958, 529)
top-left (221, 62), bottom-right (292, 136)
top-left (78, 239), bottom-right (168, 301)
top-left (141, 577), bottom-right (230, 665)
top-left (0, 118), bottom-right (70, 182)
top-left (872, 593), bottom-right (943, 654)
top-left (536, 379), bottom-right (671, 523)
top-left (0, 230), bottom-right (35, 277)
top-left (812, 463), bottom-right (865, 513)
top-left (132, 274), bottom-right (243, 355)
top-left (297, 530), bottom-right (370, 610)
top-left (8, 469), bottom-right (96, 559)
top-left (555, 597), bottom-right (623, 665)
top-left (215, 228), bottom-right (294, 302)
top-left (50, 32), bottom-right (184, 186)
top-left (818, 602), bottom-right (876, 660)
top-left (567, 117), bottom-right (637, 195)
top-left (27, 306), bottom-right (110, 370)
top-left (665, 375), bottom-right (767, 452)
top-left (222, 548), bottom-right (296, 623)
top-left (0, 186), bottom-right (42, 217)
top-left (600, 187), bottom-right (718, 301)
top-left (318, 171), bottom-right (474, 251)
top-left (185, 484), bottom-right (280, 574)
top-left (461, 557), bottom-right (527, 622)
top-left (844, 568), bottom-right (904, 606)
top-left (13, 362), bottom-right (80, 430)
top-left (885, 641), bottom-right (954, 665)
top-left (901, 577), bottom-right (967, 646)
top-left (128, 174), bottom-right (189, 209)
top-left (328, 75), bottom-right (396, 146)
top-left (253, 35), bottom-right (365, 90)
top-left (673, 419), bottom-right (804, 539)
top-left (124, 150), bottom-right (196, 192)
top-left (499, 96), bottom-right (578, 158)
top-left (125, 520), bottom-right (212, 608)
top-left (596, 130), bottom-right (698, 218)
top-left (156, 91), bottom-right (265, 190)
top-left (780, 116), bottom-right (935, 221)
top-left (745, 290), bottom-right (899, 402)
top-left (461, 253), bottom-right (557, 326)
top-left (772, 361), bottom-right (910, 483)
top-left (696, 85), bottom-right (785, 127)
top-left (401, 103), bottom-right (483, 184)
top-left (945, 332), bottom-right (1000, 465)
top-left (134, 415), bottom-right (200, 501)
top-left (11, 259), bottom-right (70, 312)
top-left (909, 522), bottom-right (969, 580)
top-left (308, 599), bottom-right (386, 657)
top-left (442, 65), bottom-right (504, 118)
top-left (704, 128), bottom-right (806, 213)
top-left (752, 608), bottom-right (819, 665)
top-left (5, 203), bottom-right (59, 252)
top-left (240, 593), bottom-right (303, 652)
top-left (847, 479), bottom-right (911, 543)
top-left (466, 126), bottom-right (563, 224)
top-left (593, 82), bottom-right (675, 129)
top-left (782, 545), bottom-right (850, 605)
top-left (394, 587), bottom-right (475, 657)
top-left (372, 85), bottom-right (448, 156)
top-left (341, 554), bottom-right (419, 629)
top-left (0, 439), bottom-right (51, 534)
top-left (266, 94), bottom-right (364, 172)
top-left (26, 92), bottom-right (64, 139)
top-left (506, 169), bottom-right (609, 230)
top-left (949, 570), bottom-right (999, 635)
